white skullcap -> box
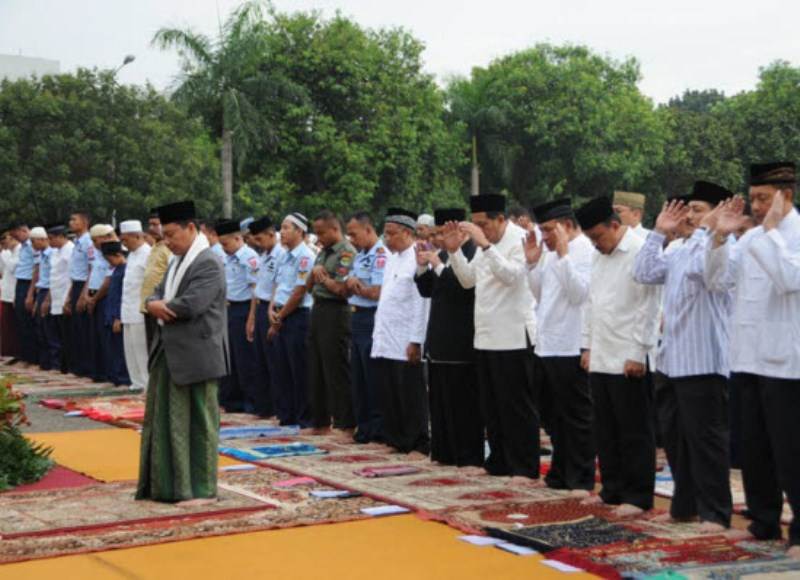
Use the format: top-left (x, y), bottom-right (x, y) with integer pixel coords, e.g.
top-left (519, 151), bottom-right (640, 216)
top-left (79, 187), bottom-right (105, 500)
top-left (29, 227), bottom-right (47, 239)
top-left (89, 224), bottom-right (114, 238)
top-left (120, 220), bottom-right (143, 234)
top-left (416, 214), bottom-right (435, 227)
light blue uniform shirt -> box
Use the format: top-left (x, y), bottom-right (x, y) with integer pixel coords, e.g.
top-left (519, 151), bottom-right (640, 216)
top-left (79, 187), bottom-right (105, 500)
top-left (274, 242), bottom-right (314, 308)
top-left (69, 232), bottom-right (92, 281)
top-left (15, 240), bottom-right (36, 281)
top-left (225, 244), bottom-right (259, 301)
top-left (35, 247), bottom-right (53, 290)
top-left (87, 247), bottom-right (111, 291)
top-left (348, 240), bottom-right (387, 308)
top-left (211, 243), bottom-right (225, 261)
top-left (255, 243), bottom-right (286, 301)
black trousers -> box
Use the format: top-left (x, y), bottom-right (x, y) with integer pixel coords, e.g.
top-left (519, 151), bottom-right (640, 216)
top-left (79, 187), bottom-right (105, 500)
top-left (14, 279), bottom-right (37, 364)
top-left (220, 302), bottom-right (259, 413)
top-left (476, 347), bottom-right (540, 478)
top-left (271, 308), bottom-right (311, 427)
top-left (89, 296), bottom-right (108, 382)
top-left (590, 372), bottom-right (655, 510)
top-left (33, 290), bottom-right (52, 370)
top-left (68, 281), bottom-right (91, 376)
top-left (539, 355), bottom-right (595, 490)
top-left (375, 357), bottom-right (429, 454)
top-left (351, 308), bottom-right (382, 442)
top-left (308, 300), bottom-right (354, 429)
top-left (252, 301), bottom-right (275, 417)
top-left (733, 372), bottom-right (800, 545)
top-left (656, 374), bottom-right (732, 526)
top-left (429, 361), bottom-right (484, 467)
top-left (57, 314), bottom-right (71, 373)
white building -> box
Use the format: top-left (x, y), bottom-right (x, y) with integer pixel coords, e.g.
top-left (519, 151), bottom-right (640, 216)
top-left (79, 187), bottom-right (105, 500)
top-left (0, 54), bottom-right (60, 82)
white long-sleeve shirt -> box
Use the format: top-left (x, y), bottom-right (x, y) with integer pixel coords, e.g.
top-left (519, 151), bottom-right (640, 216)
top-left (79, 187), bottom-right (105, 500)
top-left (634, 229), bottom-right (731, 378)
top-left (0, 245), bottom-right (20, 304)
top-left (449, 221), bottom-right (536, 351)
top-left (371, 244), bottom-right (427, 361)
top-left (121, 243), bottom-right (152, 325)
top-left (49, 241), bottom-right (74, 316)
top-left (705, 208), bottom-right (800, 379)
top-left (583, 228), bottom-right (661, 374)
top-left (528, 234), bottom-right (594, 357)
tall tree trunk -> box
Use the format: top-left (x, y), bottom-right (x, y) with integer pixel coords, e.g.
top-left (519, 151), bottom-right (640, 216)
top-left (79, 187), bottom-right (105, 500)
top-left (470, 133), bottom-right (480, 196)
top-left (221, 127), bottom-right (233, 218)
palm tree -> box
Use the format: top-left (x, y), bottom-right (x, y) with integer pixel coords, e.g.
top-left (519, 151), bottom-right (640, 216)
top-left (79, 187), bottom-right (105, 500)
top-left (153, 0), bottom-right (304, 217)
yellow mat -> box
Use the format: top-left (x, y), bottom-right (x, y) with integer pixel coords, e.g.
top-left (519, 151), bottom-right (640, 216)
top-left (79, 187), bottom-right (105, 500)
top-left (0, 515), bottom-right (597, 580)
top-left (25, 429), bottom-right (241, 482)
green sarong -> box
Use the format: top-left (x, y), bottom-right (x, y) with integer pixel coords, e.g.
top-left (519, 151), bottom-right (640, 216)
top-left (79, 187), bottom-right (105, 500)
top-left (135, 346), bottom-right (220, 502)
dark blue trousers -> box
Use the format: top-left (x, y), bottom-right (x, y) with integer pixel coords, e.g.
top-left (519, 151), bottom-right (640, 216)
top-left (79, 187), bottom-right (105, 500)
top-left (271, 307), bottom-right (310, 427)
top-left (220, 302), bottom-right (260, 414)
top-left (351, 307), bottom-right (383, 442)
top-left (34, 290), bottom-right (51, 369)
top-left (252, 301), bottom-right (275, 417)
top-left (90, 296), bottom-right (109, 382)
top-left (106, 324), bottom-right (130, 386)
top-left (14, 279), bottom-right (37, 364)
top-left (68, 281), bottom-right (91, 376)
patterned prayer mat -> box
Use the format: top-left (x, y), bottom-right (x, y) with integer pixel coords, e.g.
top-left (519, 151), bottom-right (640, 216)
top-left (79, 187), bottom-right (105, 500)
top-left (675, 556), bottom-right (800, 579)
top-left (0, 467), bottom-right (385, 564)
top-left (218, 442), bottom-right (326, 461)
top-left (39, 395), bottom-right (146, 424)
top-left (0, 481), bottom-right (268, 537)
top-left (486, 516), bottom-right (649, 552)
top-left (547, 535), bottom-right (785, 578)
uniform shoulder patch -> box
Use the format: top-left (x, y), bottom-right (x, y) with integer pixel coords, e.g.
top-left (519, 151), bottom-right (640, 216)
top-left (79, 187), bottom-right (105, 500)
top-left (299, 256), bottom-right (310, 270)
top-left (375, 255), bottom-right (387, 269)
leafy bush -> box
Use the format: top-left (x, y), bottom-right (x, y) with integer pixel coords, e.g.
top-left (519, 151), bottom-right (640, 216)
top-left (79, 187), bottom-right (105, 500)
top-left (0, 380), bottom-right (52, 490)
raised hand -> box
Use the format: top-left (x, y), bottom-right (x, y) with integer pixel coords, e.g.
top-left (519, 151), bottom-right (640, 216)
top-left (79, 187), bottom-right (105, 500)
top-left (523, 230), bottom-right (543, 265)
top-left (713, 196), bottom-right (748, 239)
top-left (655, 199), bottom-right (689, 235)
top-left (458, 221), bottom-right (489, 248)
top-left (440, 221), bottom-right (463, 253)
top-left (700, 199), bottom-right (728, 231)
top-left (763, 189), bottom-right (787, 232)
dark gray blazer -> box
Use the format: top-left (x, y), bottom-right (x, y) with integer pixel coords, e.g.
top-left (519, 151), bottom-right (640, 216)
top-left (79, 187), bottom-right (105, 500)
top-left (147, 248), bottom-right (230, 386)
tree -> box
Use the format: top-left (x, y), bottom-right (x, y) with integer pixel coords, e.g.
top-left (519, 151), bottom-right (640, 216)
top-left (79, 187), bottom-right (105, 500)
top-left (445, 44), bottom-right (667, 208)
top-left (153, 0), bottom-right (306, 218)
top-left (0, 69), bottom-right (219, 223)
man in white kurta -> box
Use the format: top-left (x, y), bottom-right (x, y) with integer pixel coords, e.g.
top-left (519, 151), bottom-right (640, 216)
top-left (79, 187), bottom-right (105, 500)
top-left (705, 162), bottom-right (800, 556)
top-left (577, 196), bottom-right (660, 517)
top-left (120, 220), bottom-right (152, 391)
top-left (47, 226), bottom-right (74, 372)
top-left (443, 193), bottom-right (540, 479)
top-left (371, 208), bottom-right (429, 455)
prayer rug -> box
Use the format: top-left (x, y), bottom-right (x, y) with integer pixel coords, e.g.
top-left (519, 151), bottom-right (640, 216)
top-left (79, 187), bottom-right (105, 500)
top-left (0, 481), bottom-right (269, 538)
top-left (218, 442), bottom-right (326, 461)
top-left (0, 468), bottom-right (385, 565)
top-left (486, 516), bottom-right (649, 552)
top-left (547, 535), bottom-right (785, 578)
top-left (0, 465), bottom-right (98, 494)
top-left (355, 465), bottom-right (423, 478)
top-left (218, 425), bottom-right (300, 440)
top-left (674, 556), bottom-right (800, 579)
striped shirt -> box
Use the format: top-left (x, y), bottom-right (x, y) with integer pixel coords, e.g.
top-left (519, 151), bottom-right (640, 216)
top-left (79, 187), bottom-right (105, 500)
top-left (633, 228), bottom-right (731, 378)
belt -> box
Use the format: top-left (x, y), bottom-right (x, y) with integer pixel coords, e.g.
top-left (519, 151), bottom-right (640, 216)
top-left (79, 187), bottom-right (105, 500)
top-left (227, 300), bottom-right (250, 306)
top-left (351, 305), bottom-right (377, 312)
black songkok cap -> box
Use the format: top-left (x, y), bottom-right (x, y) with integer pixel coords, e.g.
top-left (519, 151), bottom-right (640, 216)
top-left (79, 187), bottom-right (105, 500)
top-left (214, 219), bottom-right (242, 237)
top-left (156, 201), bottom-right (196, 225)
top-left (248, 216), bottom-right (274, 235)
top-left (46, 223), bottom-right (68, 235)
top-left (433, 208), bottom-right (465, 226)
top-left (101, 241), bottom-right (124, 256)
top-left (689, 181), bottom-right (733, 206)
top-left (469, 194), bottom-right (506, 214)
top-left (385, 208), bottom-right (418, 230)
top-left (532, 197), bottom-right (573, 223)
top-left (749, 162), bottom-right (796, 186)
top-left (575, 196), bottom-right (614, 231)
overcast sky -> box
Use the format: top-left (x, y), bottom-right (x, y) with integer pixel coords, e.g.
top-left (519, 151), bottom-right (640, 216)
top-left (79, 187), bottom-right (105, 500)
top-left (1, 0), bottom-right (798, 103)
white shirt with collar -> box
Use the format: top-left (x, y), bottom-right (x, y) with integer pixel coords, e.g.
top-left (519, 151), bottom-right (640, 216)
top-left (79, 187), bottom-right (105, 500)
top-left (121, 242), bottom-right (152, 324)
top-left (449, 221), bottom-right (536, 351)
top-left (0, 245), bottom-right (20, 304)
top-left (705, 208), bottom-right (800, 379)
top-left (528, 233), bottom-right (594, 357)
top-left (632, 223), bottom-right (651, 239)
top-left (49, 241), bottom-right (74, 316)
top-left (371, 243), bottom-right (427, 361)
top-left (583, 227), bottom-right (661, 374)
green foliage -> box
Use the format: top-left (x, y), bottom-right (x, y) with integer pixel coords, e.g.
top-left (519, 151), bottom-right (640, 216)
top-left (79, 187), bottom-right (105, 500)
top-left (0, 426), bottom-right (53, 491)
top-left (0, 69), bottom-right (220, 224)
